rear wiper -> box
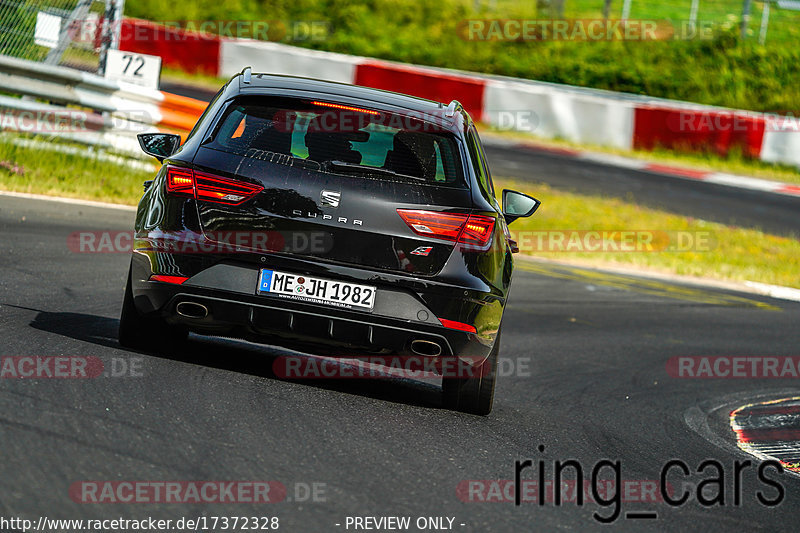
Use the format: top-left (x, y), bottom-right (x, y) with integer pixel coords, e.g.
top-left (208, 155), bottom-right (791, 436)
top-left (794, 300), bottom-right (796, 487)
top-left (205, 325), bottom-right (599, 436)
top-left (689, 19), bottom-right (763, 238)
top-left (328, 160), bottom-right (425, 181)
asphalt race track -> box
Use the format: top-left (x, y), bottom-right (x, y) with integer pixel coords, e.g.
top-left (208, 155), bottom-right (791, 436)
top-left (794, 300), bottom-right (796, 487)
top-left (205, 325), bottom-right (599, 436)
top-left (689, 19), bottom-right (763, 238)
top-left (483, 142), bottom-right (800, 238)
top-left (1, 194), bottom-right (798, 531)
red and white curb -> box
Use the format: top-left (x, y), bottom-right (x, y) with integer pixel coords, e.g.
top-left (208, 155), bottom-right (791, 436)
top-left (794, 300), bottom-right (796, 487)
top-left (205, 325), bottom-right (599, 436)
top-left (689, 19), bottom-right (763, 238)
top-left (731, 397), bottom-right (800, 474)
top-left (482, 135), bottom-right (800, 199)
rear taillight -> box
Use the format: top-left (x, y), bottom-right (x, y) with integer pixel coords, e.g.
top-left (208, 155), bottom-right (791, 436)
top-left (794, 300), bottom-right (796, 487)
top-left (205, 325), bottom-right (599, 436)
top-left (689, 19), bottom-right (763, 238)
top-left (165, 166), bottom-right (263, 205)
top-left (166, 167), bottom-right (194, 197)
top-left (193, 171), bottom-right (264, 205)
top-left (458, 215), bottom-right (496, 248)
top-left (397, 209), bottom-right (495, 249)
top-left (397, 210), bottom-right (467, 241)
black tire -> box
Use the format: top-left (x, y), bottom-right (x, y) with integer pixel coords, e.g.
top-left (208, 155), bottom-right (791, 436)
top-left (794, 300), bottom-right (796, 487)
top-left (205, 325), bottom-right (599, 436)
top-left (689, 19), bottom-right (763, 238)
top-left (442, 330), bottom-right (500, 415)
top-left (119, 266), bottom-right (187, 349)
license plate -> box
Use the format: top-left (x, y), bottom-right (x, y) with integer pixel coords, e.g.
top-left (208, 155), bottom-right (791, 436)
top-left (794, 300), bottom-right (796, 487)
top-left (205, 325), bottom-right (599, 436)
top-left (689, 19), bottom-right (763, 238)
top-left (257, 269), bottom-right (376, 311)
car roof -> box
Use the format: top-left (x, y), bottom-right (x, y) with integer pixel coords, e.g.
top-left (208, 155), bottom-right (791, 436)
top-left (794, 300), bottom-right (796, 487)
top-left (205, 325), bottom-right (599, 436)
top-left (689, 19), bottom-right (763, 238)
top-left (236, 72), bottom-right (465, 124)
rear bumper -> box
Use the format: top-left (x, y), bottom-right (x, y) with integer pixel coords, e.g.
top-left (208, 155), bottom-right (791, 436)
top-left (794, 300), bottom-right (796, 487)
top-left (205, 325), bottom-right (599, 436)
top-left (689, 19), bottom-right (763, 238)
top-left (130, 258), bottom-right (498, 363)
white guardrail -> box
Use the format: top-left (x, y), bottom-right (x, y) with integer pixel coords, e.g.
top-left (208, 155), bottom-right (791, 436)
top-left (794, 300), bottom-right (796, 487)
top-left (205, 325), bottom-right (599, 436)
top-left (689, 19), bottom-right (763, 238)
top-left (0, 55), bottom-right (180, 157)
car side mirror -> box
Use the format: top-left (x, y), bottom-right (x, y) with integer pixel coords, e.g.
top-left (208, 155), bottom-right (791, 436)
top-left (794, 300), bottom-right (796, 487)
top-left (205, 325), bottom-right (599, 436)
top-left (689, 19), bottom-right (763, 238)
top-left (137, 133), bottom-right (181, 162)
top-left (502, 189), bottom-right (540, 224)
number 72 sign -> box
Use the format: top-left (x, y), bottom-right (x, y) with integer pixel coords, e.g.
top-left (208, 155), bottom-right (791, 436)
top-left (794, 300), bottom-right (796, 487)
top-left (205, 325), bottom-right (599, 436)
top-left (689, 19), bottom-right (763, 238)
top-left (104, 49), bottom-right (162, 90)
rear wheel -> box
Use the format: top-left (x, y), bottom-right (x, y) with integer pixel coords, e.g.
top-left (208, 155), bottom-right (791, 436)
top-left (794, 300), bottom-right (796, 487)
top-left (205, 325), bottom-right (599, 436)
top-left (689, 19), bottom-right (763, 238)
top-left (119, 266), bottom-right (187, 349)
top-left (442, 330), bottom-right (500, 415)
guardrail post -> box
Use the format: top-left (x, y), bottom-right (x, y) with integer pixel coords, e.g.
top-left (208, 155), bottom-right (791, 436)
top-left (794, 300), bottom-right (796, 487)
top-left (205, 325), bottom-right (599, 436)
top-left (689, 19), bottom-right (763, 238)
top-left (44, 0), bottom-right (94, 66)
top-left (741, 0), bottom-right (752, 40)
top-left (759, 1), bottom-right (771, 45)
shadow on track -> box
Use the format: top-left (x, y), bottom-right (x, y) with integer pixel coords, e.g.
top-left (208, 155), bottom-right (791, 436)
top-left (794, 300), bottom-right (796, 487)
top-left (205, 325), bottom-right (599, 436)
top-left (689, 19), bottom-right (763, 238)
top-left (25, 308), bottom-right (444, 411)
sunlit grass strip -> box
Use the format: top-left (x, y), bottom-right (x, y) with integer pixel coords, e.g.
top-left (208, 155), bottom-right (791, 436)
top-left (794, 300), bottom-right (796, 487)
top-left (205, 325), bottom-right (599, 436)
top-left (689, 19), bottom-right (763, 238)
top-left (496, 178), bottom-right (800, 289)
top-left (0, 136), bottom-right (154, 205)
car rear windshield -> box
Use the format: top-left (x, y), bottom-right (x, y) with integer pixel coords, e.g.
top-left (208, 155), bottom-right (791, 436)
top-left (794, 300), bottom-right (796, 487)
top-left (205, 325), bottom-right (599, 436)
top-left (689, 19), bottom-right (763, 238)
top-left (204, 96), bottom-right (465, 187)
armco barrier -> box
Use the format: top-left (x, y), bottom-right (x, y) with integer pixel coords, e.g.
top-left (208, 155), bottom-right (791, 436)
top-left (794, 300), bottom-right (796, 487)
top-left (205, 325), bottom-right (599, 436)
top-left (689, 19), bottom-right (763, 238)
top-left (0, 94), bottom-right (143, 155)
top-left (0, 55), bottom-right (208, 157)
top-left (0, 54), bottom-right (158, 116)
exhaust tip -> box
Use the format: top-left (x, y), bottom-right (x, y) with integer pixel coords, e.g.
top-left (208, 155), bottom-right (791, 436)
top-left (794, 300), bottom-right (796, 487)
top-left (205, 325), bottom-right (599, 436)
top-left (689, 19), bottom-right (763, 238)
top-left (176, 301), bottom-right (208, 319)
top-left (410, 339), bottom-right (442, 357)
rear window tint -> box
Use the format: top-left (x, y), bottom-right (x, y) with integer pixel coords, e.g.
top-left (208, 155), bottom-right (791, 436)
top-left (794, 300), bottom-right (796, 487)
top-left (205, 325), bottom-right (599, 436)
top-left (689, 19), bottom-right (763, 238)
top-left (205, 96), bottom-right (465, 187)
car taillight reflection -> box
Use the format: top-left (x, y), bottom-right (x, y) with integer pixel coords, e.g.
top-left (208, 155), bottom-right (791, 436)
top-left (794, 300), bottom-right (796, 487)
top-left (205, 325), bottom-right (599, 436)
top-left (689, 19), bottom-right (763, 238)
top-left (165, 166), bottom-right (263, 205)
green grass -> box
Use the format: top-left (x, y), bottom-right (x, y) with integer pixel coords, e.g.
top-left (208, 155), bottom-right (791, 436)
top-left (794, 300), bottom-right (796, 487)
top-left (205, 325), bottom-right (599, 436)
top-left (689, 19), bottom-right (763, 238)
top-left (497, 177), bottom-right (800, 288)
top-left (0, 138), bottom-right (153, 205)
top-left (124, 0), bottom-right (800, 114)
top-left (0, 134), bottom-right (796, 289)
